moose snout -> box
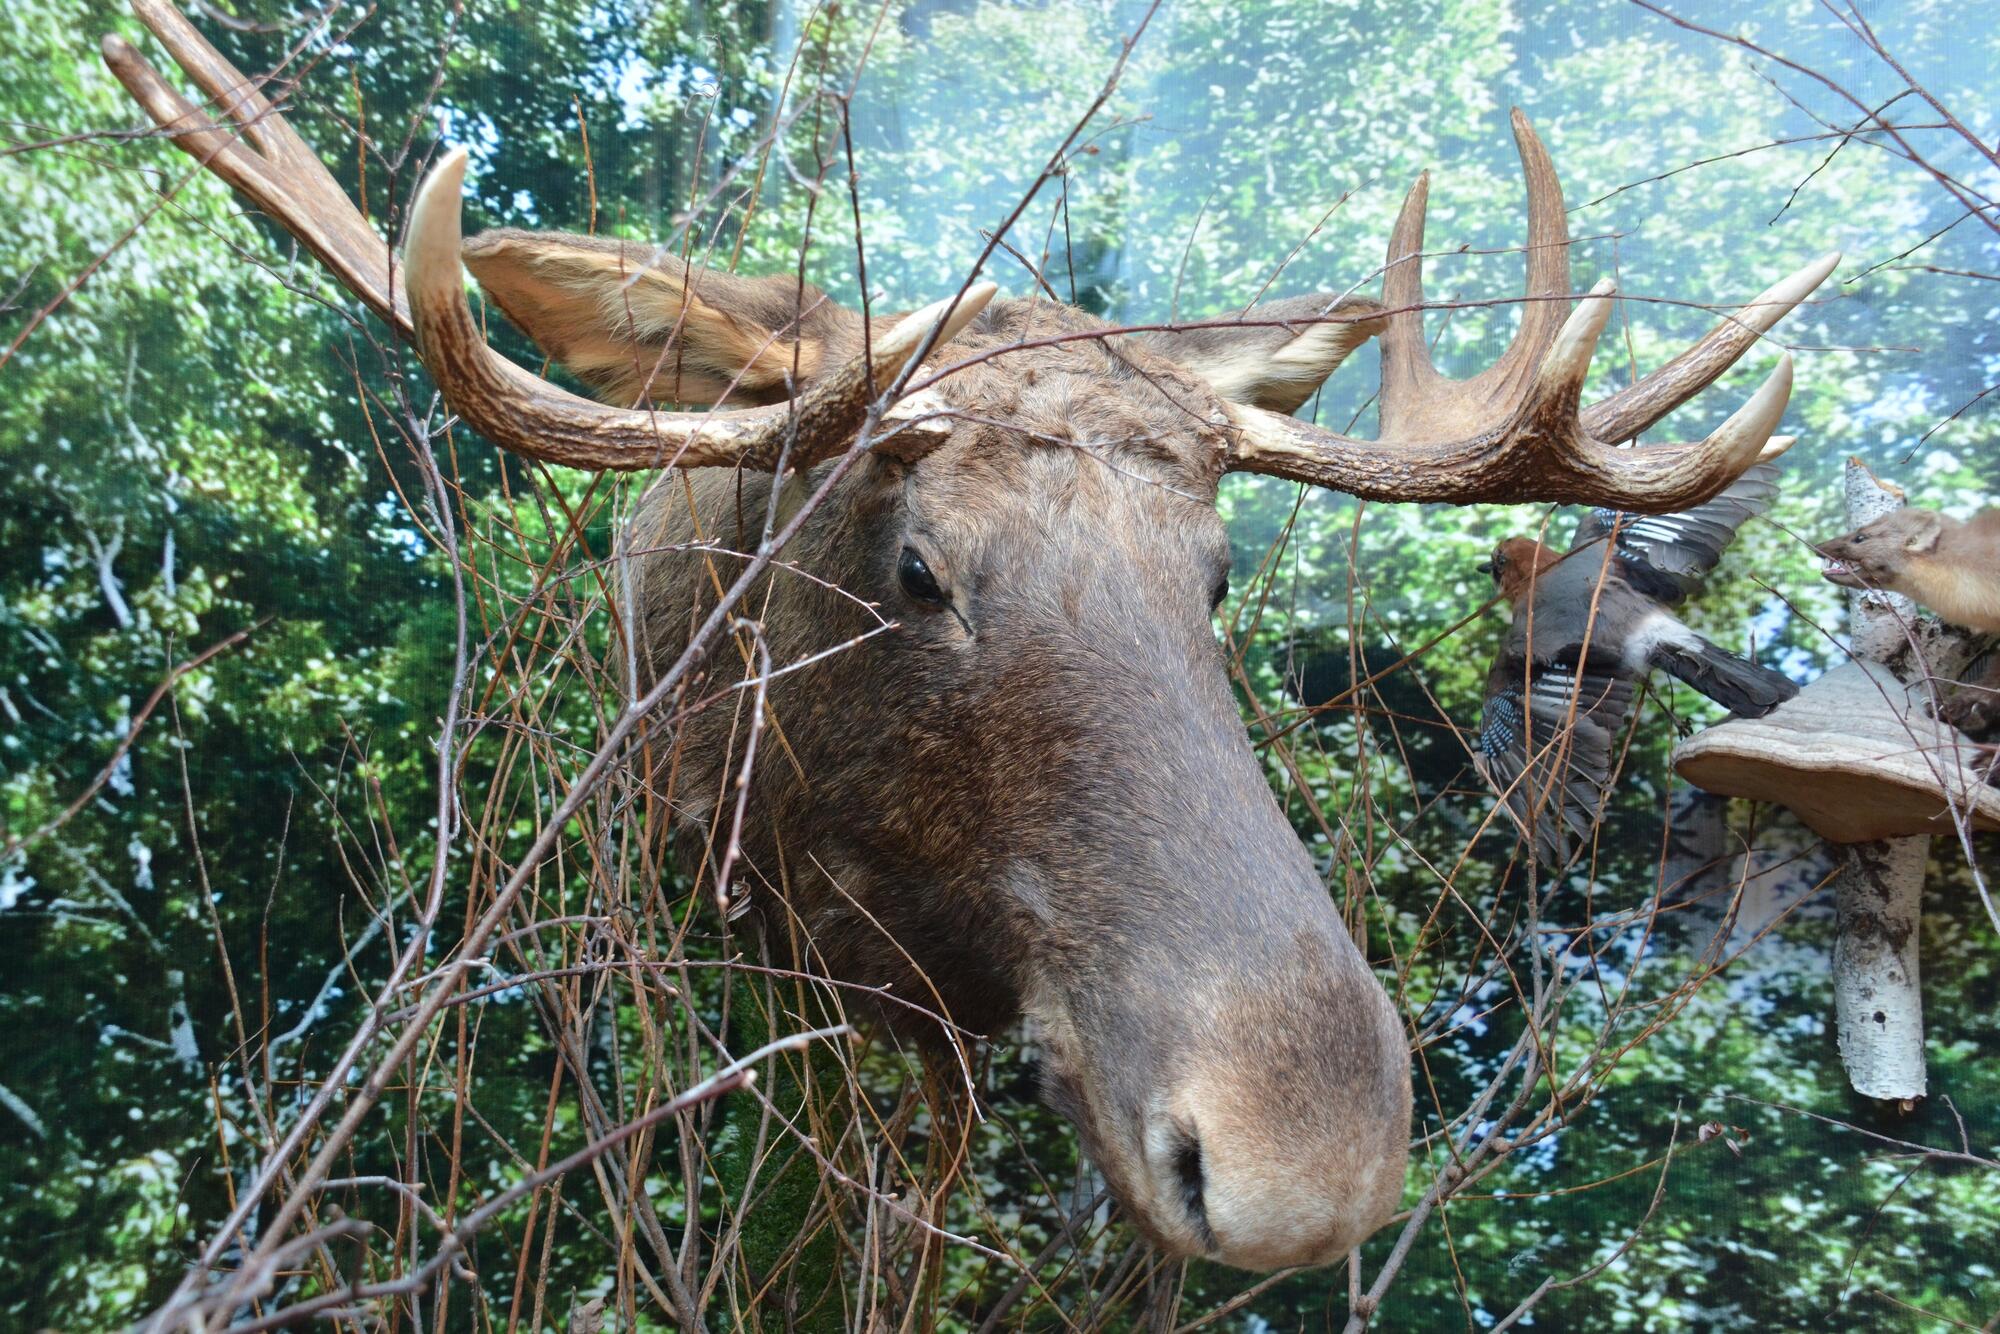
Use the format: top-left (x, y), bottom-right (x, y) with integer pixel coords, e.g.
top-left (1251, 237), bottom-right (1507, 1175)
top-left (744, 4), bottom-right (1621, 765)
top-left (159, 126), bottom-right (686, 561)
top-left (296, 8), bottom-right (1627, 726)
top-left (1036, 944), bottom-right (1412, 1272)
top-left (1140, 1104), bottom-right (1402, 1270)
top-left (1139, 1002), bottom-right (1411, 1269)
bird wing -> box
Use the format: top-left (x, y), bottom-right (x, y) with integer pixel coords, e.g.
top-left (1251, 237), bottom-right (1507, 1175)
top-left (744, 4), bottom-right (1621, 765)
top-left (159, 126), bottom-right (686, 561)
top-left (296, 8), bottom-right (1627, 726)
top-left (1569, 461), bottom-right (1781, 605)
top-left (1474, 643), bottom-right (1639, 866)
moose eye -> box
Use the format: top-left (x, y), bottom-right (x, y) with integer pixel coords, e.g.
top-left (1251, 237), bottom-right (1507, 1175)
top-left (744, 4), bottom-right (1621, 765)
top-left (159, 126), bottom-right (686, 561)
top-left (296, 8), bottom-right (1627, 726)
top-left (898, 546), bottom-right (947, 605)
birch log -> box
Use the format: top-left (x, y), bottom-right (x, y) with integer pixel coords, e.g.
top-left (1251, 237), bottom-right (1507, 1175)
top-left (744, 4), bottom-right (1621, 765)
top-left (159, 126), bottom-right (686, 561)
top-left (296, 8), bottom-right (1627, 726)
top-left (1831, 459), bottom-right (1926, 1104)
top-left (1832, 839), bottom-right (1927, 1103)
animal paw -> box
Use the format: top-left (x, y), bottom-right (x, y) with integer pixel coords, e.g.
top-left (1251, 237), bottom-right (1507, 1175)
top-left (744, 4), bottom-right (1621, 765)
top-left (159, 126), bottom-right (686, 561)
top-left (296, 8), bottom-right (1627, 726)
top-left (1938, 690), bottom-right (2000, 738)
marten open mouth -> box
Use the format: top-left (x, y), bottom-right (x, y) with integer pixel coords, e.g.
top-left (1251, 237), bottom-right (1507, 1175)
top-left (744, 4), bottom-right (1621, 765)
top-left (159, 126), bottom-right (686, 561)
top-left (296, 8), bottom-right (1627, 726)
top-left (1821, 556), bottom-right (1858, 578)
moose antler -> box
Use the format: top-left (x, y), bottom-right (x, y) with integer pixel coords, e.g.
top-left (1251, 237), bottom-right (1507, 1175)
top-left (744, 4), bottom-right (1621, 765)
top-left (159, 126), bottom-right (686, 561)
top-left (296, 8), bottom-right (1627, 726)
top-left (101, 0), bottom-right (991, 473)
top-left (1220, 111), bottom-right (1837, 513)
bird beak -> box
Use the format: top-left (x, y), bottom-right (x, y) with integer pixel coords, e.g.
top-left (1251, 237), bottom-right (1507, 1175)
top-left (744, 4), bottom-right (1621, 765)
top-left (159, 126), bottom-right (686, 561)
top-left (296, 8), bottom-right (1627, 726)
top-left (1476, 559), bottom-right (1494, 575)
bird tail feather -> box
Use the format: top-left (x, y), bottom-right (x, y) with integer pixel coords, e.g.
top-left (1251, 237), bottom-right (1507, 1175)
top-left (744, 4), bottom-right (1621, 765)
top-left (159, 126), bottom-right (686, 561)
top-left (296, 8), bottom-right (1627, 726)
top-left (1655, 639), bottom-right (1798, 717)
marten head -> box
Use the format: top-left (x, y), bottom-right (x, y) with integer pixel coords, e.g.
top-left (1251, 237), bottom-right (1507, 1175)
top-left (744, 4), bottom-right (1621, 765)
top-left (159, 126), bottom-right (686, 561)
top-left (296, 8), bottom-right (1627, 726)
top-left (1816, 506), bottom-right (1945, 591)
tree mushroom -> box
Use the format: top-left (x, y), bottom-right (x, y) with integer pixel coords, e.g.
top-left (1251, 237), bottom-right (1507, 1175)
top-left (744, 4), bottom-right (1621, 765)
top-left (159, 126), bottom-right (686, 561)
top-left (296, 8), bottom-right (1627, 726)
top-left (1672, 657), bottom-right (2000, 843)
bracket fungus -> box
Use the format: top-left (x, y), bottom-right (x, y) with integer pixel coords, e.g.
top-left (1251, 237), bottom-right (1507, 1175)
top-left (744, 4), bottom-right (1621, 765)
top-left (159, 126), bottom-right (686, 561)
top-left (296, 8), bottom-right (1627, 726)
top-left (1673, 658), bottom-right (2000, 843)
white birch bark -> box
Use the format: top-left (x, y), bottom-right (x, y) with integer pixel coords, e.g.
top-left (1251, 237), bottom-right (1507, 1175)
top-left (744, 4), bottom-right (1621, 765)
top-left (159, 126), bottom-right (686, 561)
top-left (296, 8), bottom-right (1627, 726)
top-left (1831, 459), bottom-right (1927, 1103)
top-left (1832, 839), bottom-right (1927, 1102)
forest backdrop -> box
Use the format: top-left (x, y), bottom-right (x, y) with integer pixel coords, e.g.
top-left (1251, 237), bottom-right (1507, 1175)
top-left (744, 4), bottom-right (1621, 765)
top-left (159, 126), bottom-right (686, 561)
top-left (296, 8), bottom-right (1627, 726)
top-left (3, 0), bottom-right (1998, 1328)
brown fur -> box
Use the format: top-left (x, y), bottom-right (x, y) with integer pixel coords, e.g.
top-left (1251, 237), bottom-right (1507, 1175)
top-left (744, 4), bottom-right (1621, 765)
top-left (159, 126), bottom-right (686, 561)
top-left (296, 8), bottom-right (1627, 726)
top-left (1819, 507), bottom-right (2000, 732)
top-left (471, 232), bottom-right (1412, 1269)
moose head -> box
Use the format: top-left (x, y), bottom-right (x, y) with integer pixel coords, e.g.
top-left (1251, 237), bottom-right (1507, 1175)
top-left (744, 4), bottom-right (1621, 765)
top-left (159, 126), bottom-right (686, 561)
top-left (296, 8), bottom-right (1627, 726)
top-left (106, 0), bottom-right (1831, 1270)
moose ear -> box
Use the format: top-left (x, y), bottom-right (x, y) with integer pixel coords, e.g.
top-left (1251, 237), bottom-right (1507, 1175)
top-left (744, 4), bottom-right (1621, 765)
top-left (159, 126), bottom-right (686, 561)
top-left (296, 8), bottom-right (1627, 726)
top-left (1901, 509), bottom-right (1945, 554)
top-left (459, 229), bottom-right (860, 407)
top-left (1140, 293), bottom-right (1387, 414)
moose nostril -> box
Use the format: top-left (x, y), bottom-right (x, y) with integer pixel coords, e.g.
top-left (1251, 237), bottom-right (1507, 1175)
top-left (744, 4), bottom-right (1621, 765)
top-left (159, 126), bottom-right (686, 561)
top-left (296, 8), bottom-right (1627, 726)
top-left (1172, 1129), bottom-right (1216, 1251)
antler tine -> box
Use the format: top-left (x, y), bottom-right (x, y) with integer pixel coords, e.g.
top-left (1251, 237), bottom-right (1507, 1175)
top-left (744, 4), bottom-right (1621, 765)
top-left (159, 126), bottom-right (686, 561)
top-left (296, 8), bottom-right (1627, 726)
top-left (1530, 277), bottom-right (1617, 408)
top-left (101, 34), bottom-right (272, 207)
top-left (103, 0), bottom-right (409, 336)
top-left (1582, 250), bottom-right (1840, 444)
top-left (129, 0), bottom-right (302, 169)
top-left (406, 150), bottom-right (994, 473)
top-left (1377, 170), bottom-right (1437, 419)
top-left (1478, 110), bottom-right (1573, 395)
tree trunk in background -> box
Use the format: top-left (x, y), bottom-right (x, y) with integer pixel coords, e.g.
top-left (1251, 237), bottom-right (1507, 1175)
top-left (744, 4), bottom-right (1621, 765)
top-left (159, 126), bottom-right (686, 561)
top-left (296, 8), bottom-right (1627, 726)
top-left (1831, 459), bottom-right (1926, 1104)
top-left (1663, 789), bottom-right (1734, 902)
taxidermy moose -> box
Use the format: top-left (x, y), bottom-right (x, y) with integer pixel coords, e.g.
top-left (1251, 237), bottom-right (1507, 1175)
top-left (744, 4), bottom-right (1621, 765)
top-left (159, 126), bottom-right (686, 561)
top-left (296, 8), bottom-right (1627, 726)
top-left (106, 1), bottom-right (1832, 1270)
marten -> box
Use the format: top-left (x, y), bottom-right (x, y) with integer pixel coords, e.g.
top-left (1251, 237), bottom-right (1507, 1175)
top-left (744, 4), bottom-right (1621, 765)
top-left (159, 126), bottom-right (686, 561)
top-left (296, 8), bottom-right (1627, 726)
top-left (1817, 506), bottom-right (2000, 733)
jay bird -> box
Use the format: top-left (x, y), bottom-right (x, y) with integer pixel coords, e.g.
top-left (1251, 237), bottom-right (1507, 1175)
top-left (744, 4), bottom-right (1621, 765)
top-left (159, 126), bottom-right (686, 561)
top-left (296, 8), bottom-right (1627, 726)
top-left (1473, 463), bottom-right (1798, 863)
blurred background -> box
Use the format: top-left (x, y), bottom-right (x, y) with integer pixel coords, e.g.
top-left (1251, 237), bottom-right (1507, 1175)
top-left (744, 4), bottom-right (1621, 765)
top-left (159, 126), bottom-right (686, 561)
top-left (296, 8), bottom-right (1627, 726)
top-left (3, 0), bottom-right (1996, 1327)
